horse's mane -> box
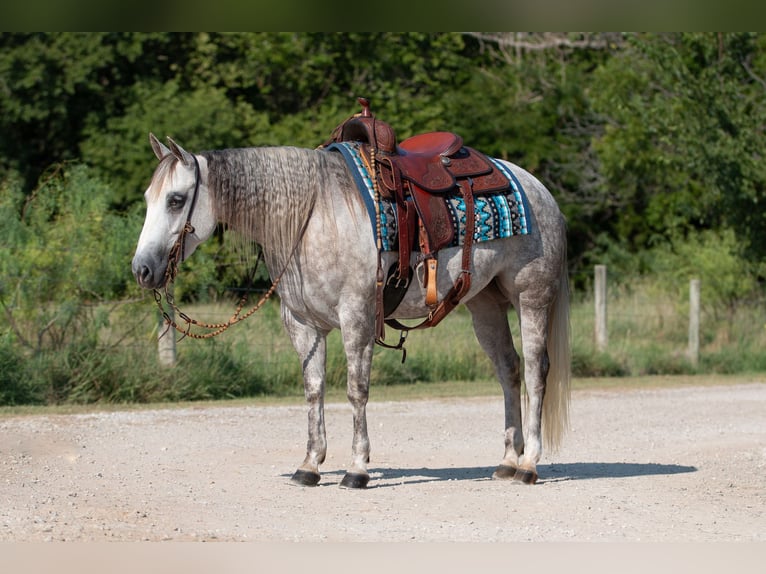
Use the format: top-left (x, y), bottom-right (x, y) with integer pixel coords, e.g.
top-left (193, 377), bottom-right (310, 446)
top-left (201, 146), bottom-right (344, 271)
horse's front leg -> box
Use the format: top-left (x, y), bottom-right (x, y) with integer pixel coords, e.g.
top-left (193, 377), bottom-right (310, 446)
top-left (338, 310), bottom-right (376, 489)
top-left (283, 307), bottom-right (329, 487)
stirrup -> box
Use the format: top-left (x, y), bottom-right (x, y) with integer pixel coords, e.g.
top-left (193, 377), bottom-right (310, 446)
top-left (375, 329), bottom-right (408, 363)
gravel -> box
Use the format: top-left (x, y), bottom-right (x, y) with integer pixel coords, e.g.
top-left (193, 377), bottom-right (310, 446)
top-left (1, 382), bottom-right (764, 542)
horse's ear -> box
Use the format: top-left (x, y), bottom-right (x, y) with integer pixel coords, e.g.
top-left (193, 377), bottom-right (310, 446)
top-left (149, 133), bottom-right (170, 161)
top-left (166, 136), bottom-right (194, 167)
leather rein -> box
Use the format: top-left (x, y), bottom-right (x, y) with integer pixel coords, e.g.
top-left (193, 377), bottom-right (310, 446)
top-left (153, 154), bottom-right (312, 340)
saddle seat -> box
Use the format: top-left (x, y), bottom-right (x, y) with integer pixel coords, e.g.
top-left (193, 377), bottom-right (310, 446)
top-left (321, 98), bottom-right (513, 339)
top-left (388, 134), bottom-right (510, 198)
top-left (398, 131), bottom-right (464, 157)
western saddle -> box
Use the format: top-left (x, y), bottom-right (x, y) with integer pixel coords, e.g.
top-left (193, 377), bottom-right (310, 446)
top-left (322, 98), bottom-right (511, 344)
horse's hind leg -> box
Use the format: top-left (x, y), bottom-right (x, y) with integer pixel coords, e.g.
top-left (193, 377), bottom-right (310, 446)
top-left (465, 288), bottom-right (525, 479)
top-left (338, 309), bottom-right (376, 489)
top-left (282, 307), bottom-right (329, 487)
top-left (514, 299), bottom-right (552, 484)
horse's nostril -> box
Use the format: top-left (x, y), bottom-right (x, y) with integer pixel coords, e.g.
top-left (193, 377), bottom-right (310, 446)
top-left (132, 253), bottom-right (164, 289)
top-left (137, 264), bottom-right (152, 285)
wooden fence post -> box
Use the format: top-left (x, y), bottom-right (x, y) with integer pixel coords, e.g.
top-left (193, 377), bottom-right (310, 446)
top-left (595, 264), bottom-right (608, 352)
top-left (688, 278), bottom-right (700, 367)
top-left (158, 286), bottom-right (177, 367)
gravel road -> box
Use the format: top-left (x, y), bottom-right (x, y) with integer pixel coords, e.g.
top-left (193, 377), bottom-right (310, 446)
top-left (1, 382), bottom-right (764, 542)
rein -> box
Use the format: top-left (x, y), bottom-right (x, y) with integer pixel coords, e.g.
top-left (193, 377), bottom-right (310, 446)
top-left (153, 154), bottom-right (315, 340)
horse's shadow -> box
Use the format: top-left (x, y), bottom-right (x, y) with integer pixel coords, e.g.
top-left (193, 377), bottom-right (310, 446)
top-left (304, 462), bottom-right (697, 488)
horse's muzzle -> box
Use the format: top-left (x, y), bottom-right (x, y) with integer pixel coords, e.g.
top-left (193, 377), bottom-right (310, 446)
top-left (131, 254), bottom-right (167, 289)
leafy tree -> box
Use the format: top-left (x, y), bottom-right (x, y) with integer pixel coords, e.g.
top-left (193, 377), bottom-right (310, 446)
top-left (444, 33), bottom-right (617, 273)
top-left (81, 79), bottom-right (270, 205)
top-left (589, 33), bottom-right (766, 264)
top-left (4, 31), bottom-right (766, 292)
top-left (0, 33), bottom-right (197, 194)
top-left (1, 33), bottom-right (481, 206)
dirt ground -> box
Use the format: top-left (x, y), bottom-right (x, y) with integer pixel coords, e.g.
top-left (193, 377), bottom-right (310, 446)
top-left (1, 381), bottom-right (764, 542)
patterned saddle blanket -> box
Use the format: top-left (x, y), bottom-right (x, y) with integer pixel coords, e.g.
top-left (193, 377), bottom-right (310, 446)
top-left (325, 141), bottom-right (531, 252)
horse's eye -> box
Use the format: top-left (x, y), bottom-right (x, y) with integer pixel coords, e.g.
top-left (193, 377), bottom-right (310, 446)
top-left (167, 193), bottom-right (186, 211)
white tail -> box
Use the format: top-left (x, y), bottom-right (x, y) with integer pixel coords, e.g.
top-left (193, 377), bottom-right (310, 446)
top-left (542, 259), bottom-right (572, 452)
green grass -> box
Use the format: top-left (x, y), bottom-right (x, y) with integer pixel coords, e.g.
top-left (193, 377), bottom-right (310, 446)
top-left (570, 282), bottom-right (766, 376)
top-left (1, 280), bottom-right (765, 407)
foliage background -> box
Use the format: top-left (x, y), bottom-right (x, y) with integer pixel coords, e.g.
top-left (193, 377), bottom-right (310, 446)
top-left (1, 32), bottom-right (765, 404)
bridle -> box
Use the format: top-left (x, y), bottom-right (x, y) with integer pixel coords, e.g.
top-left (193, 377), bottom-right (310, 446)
top-left (163, 154), bottom-right (201, 286)
top-left (152, 153), bottom-right (314, 340)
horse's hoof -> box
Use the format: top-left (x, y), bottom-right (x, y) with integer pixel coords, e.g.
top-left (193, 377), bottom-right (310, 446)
top-left (492, 464), bottom-right (519, 480)
top-left (513, 468), bottom-right (538, 485)
top-left (339, 472), bottom-right (369, 489)
top-left (291, 469), bottom-right (321, 487)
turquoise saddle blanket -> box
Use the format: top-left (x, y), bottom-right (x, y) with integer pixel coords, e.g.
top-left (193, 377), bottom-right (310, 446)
top-left (325, 141), bottom-right (531, 251)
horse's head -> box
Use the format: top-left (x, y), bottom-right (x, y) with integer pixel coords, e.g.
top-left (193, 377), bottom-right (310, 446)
top-left (131, 134), bottom-right (217, 289)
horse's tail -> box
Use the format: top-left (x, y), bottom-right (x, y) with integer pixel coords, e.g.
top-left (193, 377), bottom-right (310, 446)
top-left (542, 254), bottom-right (572, 452)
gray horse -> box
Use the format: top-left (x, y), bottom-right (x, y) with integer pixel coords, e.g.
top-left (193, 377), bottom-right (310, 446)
top-left (132, 133), bottom-right (571, 488)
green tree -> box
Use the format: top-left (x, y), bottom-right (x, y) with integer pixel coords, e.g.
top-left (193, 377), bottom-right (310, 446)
top-left (0, 33), bottom-right (199, 194)
top-left (444, 33), bottom-right (618, 273)
top-left (1, 33), bottom-right (481, 207)
top-left (81, 79), bottom-right (270, 205)
top-left (590, 33), bottom-right (766, 263)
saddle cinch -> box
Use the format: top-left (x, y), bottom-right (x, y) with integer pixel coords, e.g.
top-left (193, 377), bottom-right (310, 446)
top-left (322, 98), bottom-right (512, 340)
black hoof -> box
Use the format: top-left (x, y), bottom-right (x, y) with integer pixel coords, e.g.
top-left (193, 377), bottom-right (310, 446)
top-left (492, 464), bottom-right (519, 480)
top-left (339, 472), bottom-right (370, 489)
top-left (513, 468), bottom-right (538, 485)
top-left (290, 469), bottom-right (321, 487)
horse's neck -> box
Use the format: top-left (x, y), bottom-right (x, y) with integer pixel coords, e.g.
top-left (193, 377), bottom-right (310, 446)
top-left (203, 146), bottom-right (319, 258)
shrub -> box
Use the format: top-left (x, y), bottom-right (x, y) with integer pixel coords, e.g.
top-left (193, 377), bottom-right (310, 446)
top-left (0, 334), bottom-right (42, 405)
top-left (571, 348), bottom-right (629, 378)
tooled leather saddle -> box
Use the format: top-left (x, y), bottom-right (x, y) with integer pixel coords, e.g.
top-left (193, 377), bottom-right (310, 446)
top-left (321, 98), bottom-right (512, 341)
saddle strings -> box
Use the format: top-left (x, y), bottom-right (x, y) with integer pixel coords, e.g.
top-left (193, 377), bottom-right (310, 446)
top-left (370, 122), bottom-right (409, 359)
top-left (372, 144), bottom-right (385, 341)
